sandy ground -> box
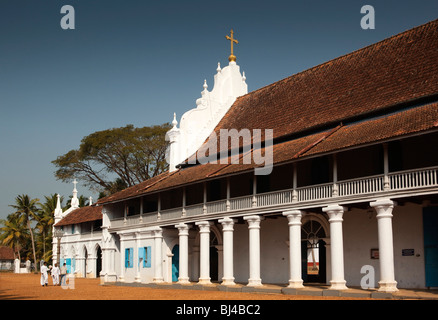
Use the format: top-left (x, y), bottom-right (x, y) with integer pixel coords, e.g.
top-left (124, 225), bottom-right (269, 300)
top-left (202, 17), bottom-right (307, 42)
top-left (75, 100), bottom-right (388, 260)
top-left (0, 273), bottom-right (375, 301)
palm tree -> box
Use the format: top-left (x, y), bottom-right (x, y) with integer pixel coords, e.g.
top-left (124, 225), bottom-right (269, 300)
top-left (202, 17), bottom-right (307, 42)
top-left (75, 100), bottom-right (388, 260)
top-left (0, 213), bottom-right (29, 261)
top-left (9, 195), bottom-right (41, 272)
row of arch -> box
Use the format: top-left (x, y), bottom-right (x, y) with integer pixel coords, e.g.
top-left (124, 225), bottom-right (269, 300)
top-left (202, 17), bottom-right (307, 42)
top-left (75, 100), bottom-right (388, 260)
top-left (169, 214), bottom-right (330, 284)
top-left (60, 243), bottom-right (102, 278)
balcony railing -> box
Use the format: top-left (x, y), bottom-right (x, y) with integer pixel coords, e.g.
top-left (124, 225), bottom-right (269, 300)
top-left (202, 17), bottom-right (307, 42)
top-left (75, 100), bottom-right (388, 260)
top-left (110, 166), bottom-right (438, 228)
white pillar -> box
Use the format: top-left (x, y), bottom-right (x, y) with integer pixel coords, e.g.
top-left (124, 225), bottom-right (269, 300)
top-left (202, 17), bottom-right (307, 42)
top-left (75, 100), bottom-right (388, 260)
top-left (135, 232), bottom-right (141, 283)
top-left (119, 235), bottom-right (125, 282)
top-left (219, 217), bottom-right (237, 285)
top-left (152, 227), bottom-right (164, 283)
top-left (175, 223), bottom-right (190, 284)
top-left (244, 215), bottom-right (263, 286)
top-left (370, 198), bottom-right (398, 292)
top-left (283, 210), bottom-right (304, 288)
top-left (323, 205), bottom-right (348, 290)
top-left (196, 221), bottom-right (212, 284)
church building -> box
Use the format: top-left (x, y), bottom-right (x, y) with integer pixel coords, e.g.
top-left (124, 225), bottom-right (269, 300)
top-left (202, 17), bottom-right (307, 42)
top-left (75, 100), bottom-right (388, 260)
top-left (53, 20), bottom-right (438, 293)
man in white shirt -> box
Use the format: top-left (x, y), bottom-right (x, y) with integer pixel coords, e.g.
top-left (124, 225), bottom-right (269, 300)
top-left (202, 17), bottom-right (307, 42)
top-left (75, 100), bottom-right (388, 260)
top-left (52, 263), bottom-right (60, 286)
top-left (40, 262), bottom-right (49, 287)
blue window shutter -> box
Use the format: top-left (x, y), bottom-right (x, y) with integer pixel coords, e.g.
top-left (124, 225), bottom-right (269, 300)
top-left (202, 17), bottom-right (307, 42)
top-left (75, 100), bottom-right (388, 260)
top-left (138, 247), bottom-right (144, 268)
top-left (130, 248), bottom-right (134, 268)
top-left (146, 246), bottom-right (151, 268)
top-left (125, 248), bottom-right (129, 268)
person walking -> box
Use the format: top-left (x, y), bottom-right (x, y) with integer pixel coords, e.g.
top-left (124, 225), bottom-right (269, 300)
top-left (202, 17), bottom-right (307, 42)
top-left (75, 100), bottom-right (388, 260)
top-left (52, 263), bottom-right (60, 286)
top-left (60, 263), bottom-right (67, 286)
top-left (40, 262), bottom-right (49, 287)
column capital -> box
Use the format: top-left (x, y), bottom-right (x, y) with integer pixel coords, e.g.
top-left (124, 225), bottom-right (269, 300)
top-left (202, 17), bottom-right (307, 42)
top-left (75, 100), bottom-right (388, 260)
top-left (283, 210), bottom-right (304, 225)
top-left (244, 215), bottom-right (264, 229)
top-left (151, 227), bottom-right (163, 238)
top-left (195, 220), bottom-right (213, 233)
top-left (175, 223), bottom-right (191, 235)
top-left (219, 217), bottom-right (237, 231)
top-left (370, 199), bottom-right (396, 219)
top-left (323, 205), bottom-right (346, 222)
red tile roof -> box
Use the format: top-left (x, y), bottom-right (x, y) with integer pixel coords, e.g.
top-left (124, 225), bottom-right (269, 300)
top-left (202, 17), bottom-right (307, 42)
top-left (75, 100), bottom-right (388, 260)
top-left (54, 205), bottom-right (102, 227)
top-left (0, 246), bottom-right (15, 260)
top-left (211, 19), bottom-right (438, 145)
top-left (96, 19), bottom-right (438, 205)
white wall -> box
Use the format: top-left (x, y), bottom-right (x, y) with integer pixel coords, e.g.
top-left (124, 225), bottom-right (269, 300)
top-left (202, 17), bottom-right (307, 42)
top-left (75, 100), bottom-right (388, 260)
top-left (343, 203), bottom-right (425, 289)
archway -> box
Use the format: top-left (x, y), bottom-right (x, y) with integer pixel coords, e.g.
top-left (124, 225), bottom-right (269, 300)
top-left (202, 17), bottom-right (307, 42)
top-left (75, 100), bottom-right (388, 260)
top-left (95, 245), bottom-right (102, 278)
top-left (83, 246), bottom-right (88, 277)
top-left (301, 219), bottom-right (327, 284)
top-left (210, 231), bottom-right (219, 282)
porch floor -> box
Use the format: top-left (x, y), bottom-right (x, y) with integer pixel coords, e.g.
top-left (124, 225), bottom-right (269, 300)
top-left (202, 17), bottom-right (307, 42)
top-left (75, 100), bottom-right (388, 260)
top-left (108, 281), bottom-right (438, 300)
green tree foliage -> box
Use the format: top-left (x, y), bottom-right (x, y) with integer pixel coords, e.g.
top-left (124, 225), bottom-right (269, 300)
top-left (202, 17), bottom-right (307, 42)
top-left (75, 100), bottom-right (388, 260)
top-left (9, 195), bottom-right (40, 271)
top-left (52, 123), bottom-right (171, 195)
top-left (0, 213), bottom-right (29, 261)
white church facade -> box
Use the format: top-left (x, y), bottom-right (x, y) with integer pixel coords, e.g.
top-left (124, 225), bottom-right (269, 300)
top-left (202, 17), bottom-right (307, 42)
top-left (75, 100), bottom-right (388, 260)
top-left (52, 181), bottom-right (103, 279)
top-left (54, 22), bottom-right (438, 293)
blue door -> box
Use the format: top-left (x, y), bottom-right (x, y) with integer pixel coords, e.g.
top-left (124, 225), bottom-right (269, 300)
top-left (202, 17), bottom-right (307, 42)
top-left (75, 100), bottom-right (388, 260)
top-left (423, 207), bottom-right (438, 287)
top-left (172, 245), bottom-right (179, 282)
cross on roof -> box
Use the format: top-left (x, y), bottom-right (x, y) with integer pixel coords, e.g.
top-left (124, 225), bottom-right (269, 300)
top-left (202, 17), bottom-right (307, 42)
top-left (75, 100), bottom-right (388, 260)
top-left (225, 29), bottom-right (238, 62)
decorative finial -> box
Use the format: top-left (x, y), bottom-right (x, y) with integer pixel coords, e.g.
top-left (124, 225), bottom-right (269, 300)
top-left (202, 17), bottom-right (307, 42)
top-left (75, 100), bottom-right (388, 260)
top-left (225, 29), bottom-right (238, 62)
top-left (71, 179), bottom-right (79, 209)
top-left (203, 79), bottom-right (208, 91)
top-left (89, 196), bottom-right (93, 206)
top-left (217, 62), bottom-right (221, 73)
top-left (242, 71), bottom-right (246, 82)
top-left (172, 112), bottom-right (178, 128)
top-left (54, 193), bottom-right (63, 217)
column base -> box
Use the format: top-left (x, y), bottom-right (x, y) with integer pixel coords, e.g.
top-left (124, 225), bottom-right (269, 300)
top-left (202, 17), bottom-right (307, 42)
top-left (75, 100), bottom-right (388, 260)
top-left (118, 276), bottom-right (125, 283)
top-left (153, 277), bottom-right (164, 283)
top-left (378, 280), bottom-right (398, 292)
top-left (329, 280), bottom-right (348, 290)
top-left (221, 277), bottom-right (236, 286)
top-left (198, 278), bottom-right (212, 285)
top-left (247, 279), bottom-right (263, 287)
top-left (287, 280), bottom-right (304, 289)
top-left (178, 277), bottom-right (190, 284)
top-left (135, 276), bottom-right (142, 283)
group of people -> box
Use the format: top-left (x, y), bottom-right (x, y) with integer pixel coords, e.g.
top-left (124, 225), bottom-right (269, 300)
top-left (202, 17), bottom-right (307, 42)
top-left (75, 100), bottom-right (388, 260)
top-left (40, 262), bottom-right (68, 287)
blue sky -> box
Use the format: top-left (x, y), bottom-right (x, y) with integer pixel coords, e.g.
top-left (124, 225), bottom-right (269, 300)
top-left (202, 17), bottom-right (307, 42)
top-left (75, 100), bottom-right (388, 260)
top-left (0, 0), bottom-right (437, 220)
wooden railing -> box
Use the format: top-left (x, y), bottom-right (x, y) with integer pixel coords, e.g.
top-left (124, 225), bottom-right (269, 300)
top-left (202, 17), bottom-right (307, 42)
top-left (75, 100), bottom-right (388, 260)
top-left (110, 166), bottom-right (438, 227)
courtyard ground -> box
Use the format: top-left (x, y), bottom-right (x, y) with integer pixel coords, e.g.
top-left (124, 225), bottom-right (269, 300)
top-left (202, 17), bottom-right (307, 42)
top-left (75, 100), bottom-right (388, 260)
top-left (0, 273), bottom-right (369, 300)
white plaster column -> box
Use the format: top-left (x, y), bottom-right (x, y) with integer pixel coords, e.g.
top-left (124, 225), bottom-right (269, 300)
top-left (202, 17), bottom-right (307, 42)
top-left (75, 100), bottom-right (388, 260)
top-left (219, 217), bottom-right (237, 285)
top-left (175, 223), bottom-right (190, 284)
top-left (196, 221), bottom-right (213, 284)
top-left (370, 198), bottom-right (398, 292)
top-left (152, 227), bottom-right (164, 283)
top-left (135, 232), bottom-right (141, 283)
top-left (244, 215), bottom-right (263, 286)
top-left (283, 210), bottom-right (304, 288)
top-left (119, 235), bottom-right (125, 282)
top-left (322, 205), bottom-right (348, 290)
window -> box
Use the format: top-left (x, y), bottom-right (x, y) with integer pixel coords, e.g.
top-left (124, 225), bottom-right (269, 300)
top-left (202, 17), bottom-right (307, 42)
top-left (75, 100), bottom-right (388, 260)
top-left (71, 225), bottom-right (75, 234)
top-left (139, 246), bottom-right (151, 268)
top-left (125, 248), bottom-right (133, 268)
